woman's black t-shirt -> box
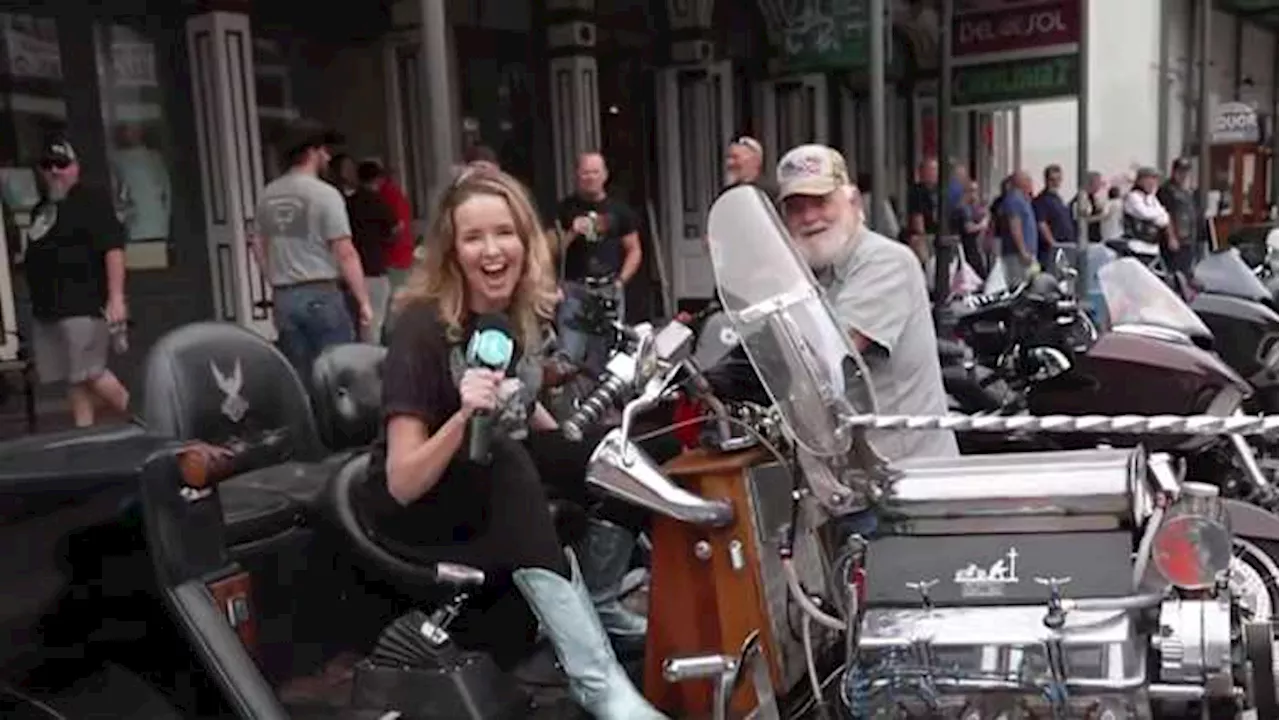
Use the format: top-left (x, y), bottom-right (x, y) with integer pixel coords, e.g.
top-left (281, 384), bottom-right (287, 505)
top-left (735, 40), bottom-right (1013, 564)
top-left (361, 300), bottom-right (546, 547)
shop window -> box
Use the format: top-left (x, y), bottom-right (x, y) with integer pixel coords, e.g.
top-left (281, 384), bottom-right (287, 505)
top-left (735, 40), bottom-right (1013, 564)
top-left (0, 13), bottom-right (66, 220)
top-left (254, 38), bottom-right (299, 181)
top-left (93, 22), bottom-right (176, 270)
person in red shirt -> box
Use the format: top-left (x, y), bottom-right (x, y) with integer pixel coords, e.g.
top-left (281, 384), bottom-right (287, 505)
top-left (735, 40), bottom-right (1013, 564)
top-left (376, 164), bottom-right (415, 295)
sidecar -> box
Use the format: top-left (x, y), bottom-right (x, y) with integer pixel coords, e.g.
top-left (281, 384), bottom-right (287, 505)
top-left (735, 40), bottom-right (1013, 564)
top-left (1, 323), bottom-right (588, 719)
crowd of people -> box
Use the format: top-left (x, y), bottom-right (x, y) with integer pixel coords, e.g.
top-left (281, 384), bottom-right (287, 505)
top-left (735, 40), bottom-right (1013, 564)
top-left (880, 156), bottom-right (1203, 293)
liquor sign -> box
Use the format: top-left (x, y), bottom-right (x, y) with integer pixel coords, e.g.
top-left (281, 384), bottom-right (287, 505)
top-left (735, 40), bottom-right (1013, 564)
top-left (1209, 101), bottom-right (1261, 145)
top-left (759, 0), bottom-right (872, 72)
top-left (950, 0), bottom-right (1082, 109)
top-left (953, 0), bottom-right (1080, 59)
top-left (952, 53), bottom-right (1079, 108)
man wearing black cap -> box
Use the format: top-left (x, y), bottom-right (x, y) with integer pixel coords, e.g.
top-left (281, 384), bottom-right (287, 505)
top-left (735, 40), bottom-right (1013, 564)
top-left (251, 121), bottom-right (372, 377)
top-left (23, 137), bottom-right (132, 426)
top-left (1157, 157), bottom-right (1198, 275)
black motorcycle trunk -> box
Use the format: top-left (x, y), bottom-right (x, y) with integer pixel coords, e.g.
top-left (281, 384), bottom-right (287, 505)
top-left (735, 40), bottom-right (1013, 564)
top-left (1026, 330), bottom-right (1248, 450)
top-left (1191, 292), bottom-right (1279, 413)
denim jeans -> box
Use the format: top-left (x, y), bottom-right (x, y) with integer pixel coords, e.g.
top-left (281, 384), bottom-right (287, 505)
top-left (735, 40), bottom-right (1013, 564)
top-left (273, 283), bottom-right (355, 381)
top-left (555, 281), bottom-right (625, 376)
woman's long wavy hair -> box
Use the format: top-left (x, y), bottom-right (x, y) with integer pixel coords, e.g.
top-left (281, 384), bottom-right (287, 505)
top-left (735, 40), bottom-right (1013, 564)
top-left (392, 169), bottom-right (558, 350)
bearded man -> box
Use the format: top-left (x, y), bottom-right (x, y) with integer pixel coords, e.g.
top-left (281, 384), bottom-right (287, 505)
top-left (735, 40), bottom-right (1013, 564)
top-left (775, 144), bottom-right (958, 461)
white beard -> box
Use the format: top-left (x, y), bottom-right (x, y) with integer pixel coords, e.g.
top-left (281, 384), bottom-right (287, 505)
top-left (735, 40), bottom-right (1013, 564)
top-left (796, 211), bottom-right (860, 269)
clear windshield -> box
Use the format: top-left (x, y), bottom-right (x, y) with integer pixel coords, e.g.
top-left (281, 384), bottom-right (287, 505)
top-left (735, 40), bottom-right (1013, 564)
top-left (1193, 247), bottom-right (1271, 301)
top-left (1098, 257), bottom-right (1212, 338)
top-left (706, 186), bottom-right (876, 458)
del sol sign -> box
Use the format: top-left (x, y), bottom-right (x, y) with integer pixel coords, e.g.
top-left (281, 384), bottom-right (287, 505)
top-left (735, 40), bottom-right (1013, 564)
top-left (952, 53), bottom-right (1079, 108)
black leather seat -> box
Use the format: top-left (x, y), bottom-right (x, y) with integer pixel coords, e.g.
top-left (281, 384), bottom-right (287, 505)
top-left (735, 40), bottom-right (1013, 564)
top-left (142, 322), bottom-right (328, 544)
top-left (310, 343), bottom-right (387, 452)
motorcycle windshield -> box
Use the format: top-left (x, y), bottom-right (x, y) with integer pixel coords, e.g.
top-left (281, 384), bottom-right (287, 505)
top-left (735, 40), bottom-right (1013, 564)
top-left (1193, 247), bottom-right (1271, 302)
top-left (1098, 257), bottom-right (1212, 338)
top-left (706, 185), bottom-right (876, 458)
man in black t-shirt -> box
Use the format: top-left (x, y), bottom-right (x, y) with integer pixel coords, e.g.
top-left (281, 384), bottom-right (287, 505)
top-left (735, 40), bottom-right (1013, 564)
top-left (553, 152), bottom-right (643, 374)
top-left (23, 137), bottom-right (131, 426)
top-left (905, 157), bottom-right (939, 263)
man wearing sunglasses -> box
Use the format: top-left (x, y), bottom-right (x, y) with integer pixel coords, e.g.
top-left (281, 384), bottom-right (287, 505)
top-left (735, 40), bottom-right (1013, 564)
top-left (23, 137), bottom-right (132, 426)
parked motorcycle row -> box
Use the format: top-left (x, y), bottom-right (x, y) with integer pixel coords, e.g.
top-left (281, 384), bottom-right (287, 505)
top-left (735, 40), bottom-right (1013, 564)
top-left (0, 187), bottom-right (1276, 720)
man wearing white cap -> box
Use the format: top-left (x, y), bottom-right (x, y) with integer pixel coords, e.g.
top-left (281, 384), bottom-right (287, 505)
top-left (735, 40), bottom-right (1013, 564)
top-left (775, 144), bottom-right (958, 460)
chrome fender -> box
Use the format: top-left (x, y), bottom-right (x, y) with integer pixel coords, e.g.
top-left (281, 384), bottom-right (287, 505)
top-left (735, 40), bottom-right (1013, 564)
top-left (1225, 498), bottom-right (1279, 542)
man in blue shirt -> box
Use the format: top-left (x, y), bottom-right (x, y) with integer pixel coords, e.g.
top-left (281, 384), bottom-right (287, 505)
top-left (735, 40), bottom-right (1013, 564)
top-left (998, 170), bottom-right (1039, 287)
top-left (1032, 164), bottom-right (1075, 266)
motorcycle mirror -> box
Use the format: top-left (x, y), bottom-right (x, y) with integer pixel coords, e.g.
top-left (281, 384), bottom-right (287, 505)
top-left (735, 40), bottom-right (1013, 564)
top-left (632, 333), bottom-right (659, 392)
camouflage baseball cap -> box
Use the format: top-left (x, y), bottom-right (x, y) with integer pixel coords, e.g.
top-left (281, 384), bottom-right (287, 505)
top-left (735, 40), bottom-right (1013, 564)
top-left (776, 144), bottom-right (851, 200)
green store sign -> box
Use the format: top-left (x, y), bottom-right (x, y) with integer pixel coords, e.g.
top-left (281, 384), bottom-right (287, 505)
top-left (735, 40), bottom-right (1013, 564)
top-left (952, 54), bottom-right (1080, 108)
top-left (778, 0), bottom-right (870, 71)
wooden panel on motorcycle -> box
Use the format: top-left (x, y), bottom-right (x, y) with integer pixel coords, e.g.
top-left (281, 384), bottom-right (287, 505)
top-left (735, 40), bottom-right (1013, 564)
top-left (207, 568), bottom-right (259, 661)
top-left (644, 446), bottom-right (782, 716)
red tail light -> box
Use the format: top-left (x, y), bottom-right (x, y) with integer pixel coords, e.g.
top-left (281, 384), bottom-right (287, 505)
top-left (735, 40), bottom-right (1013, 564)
top-left (671, 395), bottom-right (705, 449)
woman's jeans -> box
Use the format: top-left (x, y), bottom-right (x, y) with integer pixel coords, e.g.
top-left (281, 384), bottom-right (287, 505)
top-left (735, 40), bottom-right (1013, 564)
top-left (273, 283), bottom-right (355, 380)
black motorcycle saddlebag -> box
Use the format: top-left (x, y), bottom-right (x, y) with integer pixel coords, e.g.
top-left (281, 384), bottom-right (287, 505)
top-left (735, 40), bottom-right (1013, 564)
top-left (864, 531), bottom-right (1133, 607)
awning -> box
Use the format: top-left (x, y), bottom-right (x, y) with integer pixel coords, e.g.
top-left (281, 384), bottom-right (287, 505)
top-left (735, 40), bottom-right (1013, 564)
top-left (1216, 0), bottom-right (1278, 28)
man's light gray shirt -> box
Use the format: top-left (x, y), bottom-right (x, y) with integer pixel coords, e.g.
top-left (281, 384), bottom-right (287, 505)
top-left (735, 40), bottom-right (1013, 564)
top-left (255, 171), bottom-right (351, 287)
top-left (818, 227), bottom-right (959, 461)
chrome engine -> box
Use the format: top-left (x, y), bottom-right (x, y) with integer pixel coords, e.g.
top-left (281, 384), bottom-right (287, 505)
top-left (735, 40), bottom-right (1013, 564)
top-left (835, 447), bottom-right (1247, 718)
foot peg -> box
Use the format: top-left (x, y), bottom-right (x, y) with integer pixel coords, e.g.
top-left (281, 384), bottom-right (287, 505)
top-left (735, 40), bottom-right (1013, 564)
top-left (661, 630), bottom-right (779, 720)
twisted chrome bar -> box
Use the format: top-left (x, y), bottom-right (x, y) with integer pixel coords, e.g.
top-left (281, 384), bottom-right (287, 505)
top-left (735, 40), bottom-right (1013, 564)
top-left (840, 413), bottom-right (1280, 437)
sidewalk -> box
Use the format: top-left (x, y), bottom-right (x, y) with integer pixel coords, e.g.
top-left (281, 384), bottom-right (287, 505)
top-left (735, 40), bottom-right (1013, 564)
top-left (0, 396), bottom-right (131, 441)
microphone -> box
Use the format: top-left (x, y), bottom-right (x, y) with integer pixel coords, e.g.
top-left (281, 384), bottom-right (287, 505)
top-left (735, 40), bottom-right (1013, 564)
top-left (465, 314), bottom-right (517, 464)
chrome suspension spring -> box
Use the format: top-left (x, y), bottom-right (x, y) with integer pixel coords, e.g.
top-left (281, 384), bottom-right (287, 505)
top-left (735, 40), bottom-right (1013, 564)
top-left (562, 373), bottom-right (628, 441)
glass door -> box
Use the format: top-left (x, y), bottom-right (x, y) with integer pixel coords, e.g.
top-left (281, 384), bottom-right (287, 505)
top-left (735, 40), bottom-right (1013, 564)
top-left (0, 10), bottom-right (66, 361)
top-left (656, 60), bottom-right (734, 305)
top-left (755, 73), bottom-right (828, 168)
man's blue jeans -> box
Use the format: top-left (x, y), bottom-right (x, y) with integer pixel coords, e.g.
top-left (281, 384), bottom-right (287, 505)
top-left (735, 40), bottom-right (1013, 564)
top-left (555, 281), bottom-right (625, 376)
top-left (273, 283), bottom-right (355, 381)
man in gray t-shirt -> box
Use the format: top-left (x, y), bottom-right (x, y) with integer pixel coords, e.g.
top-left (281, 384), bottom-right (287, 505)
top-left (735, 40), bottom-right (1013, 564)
top-left (775, 144), bottom-right (958, 461)
top-left (251, 122), bottom-right (373, 377)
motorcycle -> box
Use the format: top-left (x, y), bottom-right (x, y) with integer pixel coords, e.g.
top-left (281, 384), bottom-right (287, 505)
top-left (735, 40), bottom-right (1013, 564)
top-left (0, 325), bottom-right (622, 719)
top-left (1188, 248), bottom-right (1279, 414)
top-left (570, 186), bottom-right (1280, 719)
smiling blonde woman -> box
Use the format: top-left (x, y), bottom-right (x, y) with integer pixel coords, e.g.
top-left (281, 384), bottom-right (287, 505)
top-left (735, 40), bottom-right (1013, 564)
top-left (368, 168), bottom-right (665, 719)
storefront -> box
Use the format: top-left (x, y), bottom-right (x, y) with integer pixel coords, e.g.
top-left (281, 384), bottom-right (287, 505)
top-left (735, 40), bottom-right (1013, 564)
top-left (0, 0), bottom-right (990, 385)
top-left (0, 1), bottom-right (213, 388)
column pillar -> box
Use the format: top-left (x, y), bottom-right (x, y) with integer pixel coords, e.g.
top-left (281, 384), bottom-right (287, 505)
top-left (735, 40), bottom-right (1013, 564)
top-left (657, 0), bottom-right (724, 306)
top-left (545, 0), bottom-right (600, 200)
top-left (0, 214), bottom-right (17, 361)
top-left (419, 0), bottom-right (459, 203)
top-left (186, 10), bottom-right (272, 338)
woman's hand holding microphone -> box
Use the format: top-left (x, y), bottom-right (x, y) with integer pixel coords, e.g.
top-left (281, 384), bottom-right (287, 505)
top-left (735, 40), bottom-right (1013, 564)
top-left (459, 368), bottom-right (505, 418)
